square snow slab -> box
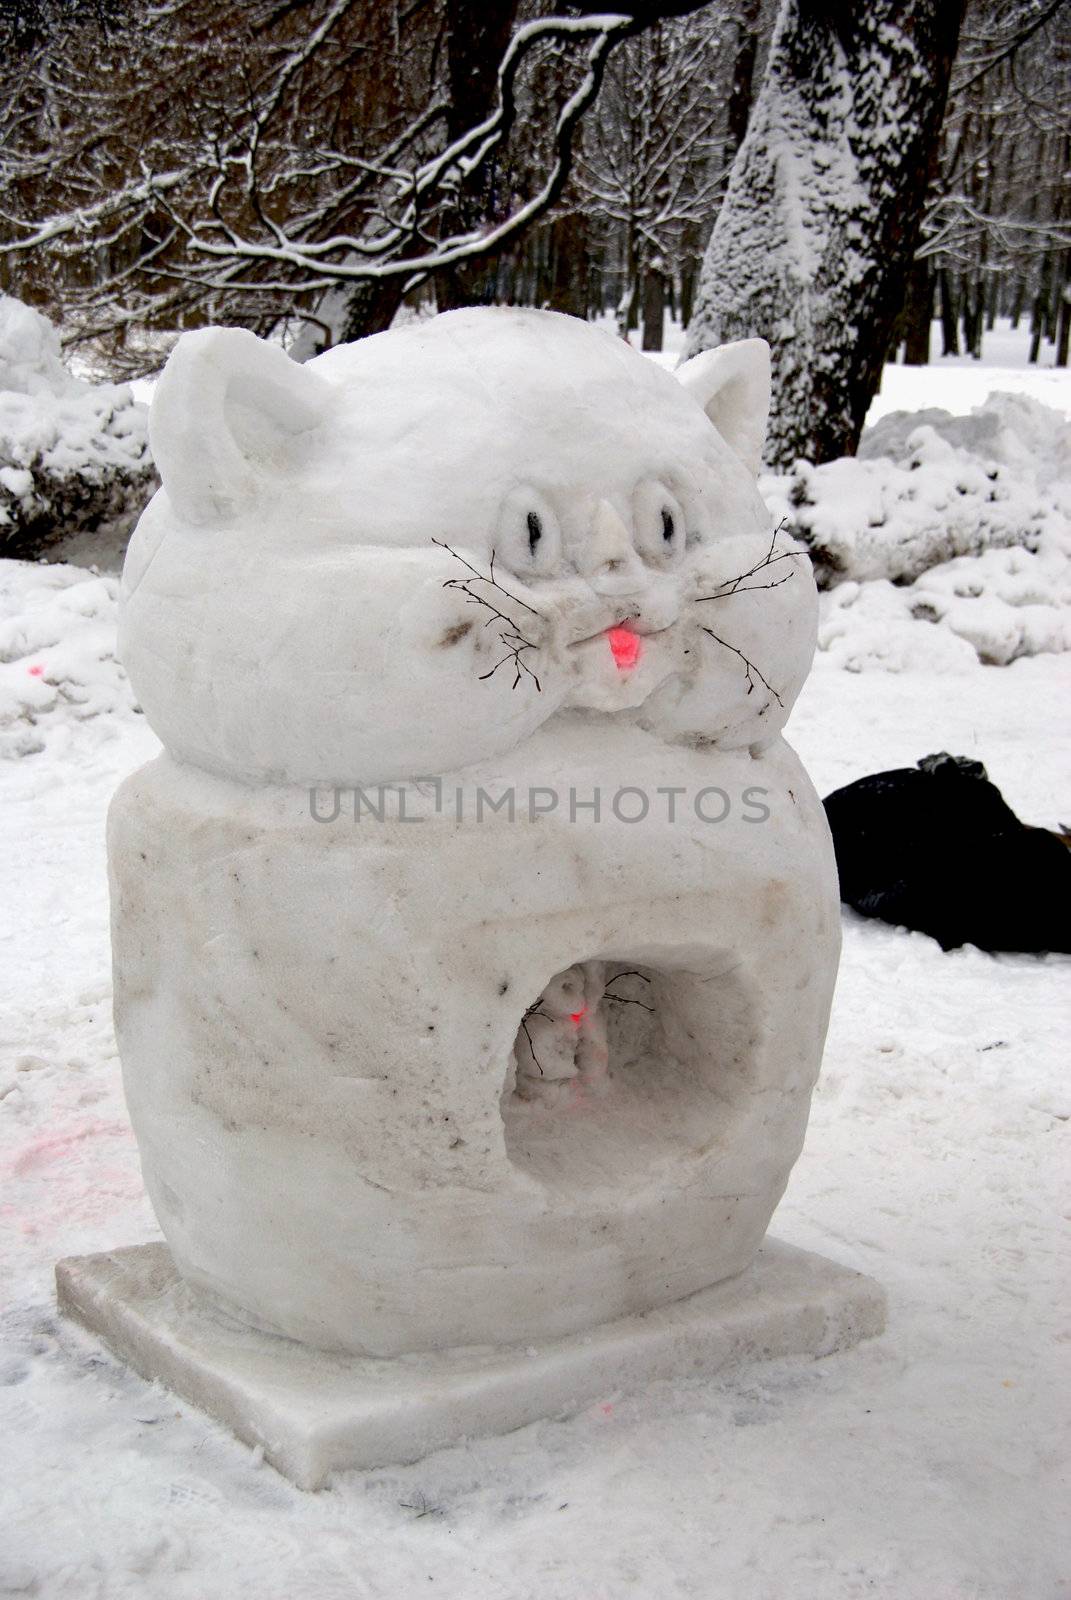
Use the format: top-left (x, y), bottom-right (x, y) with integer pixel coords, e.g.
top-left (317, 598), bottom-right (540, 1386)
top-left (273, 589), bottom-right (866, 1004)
top-left (56, 1239), bottom-right (885, 1490)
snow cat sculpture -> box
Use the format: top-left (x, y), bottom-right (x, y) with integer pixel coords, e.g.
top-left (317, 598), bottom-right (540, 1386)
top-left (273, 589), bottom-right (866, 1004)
top-left (58, 309), bottom-right (884, 1486)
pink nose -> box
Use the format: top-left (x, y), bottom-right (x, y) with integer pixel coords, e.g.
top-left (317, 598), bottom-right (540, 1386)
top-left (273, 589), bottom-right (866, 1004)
top-left (607, 626), bottom-right (642, 672)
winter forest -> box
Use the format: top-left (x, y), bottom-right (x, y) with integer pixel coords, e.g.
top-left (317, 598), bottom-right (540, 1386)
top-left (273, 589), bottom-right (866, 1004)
top-left (2, 0), bottom-right (1069, 455)
top-left (0, 0), bottom-right (1069, 1596)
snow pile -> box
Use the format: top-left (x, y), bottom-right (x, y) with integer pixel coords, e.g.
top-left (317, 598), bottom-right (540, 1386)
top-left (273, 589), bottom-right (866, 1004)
top-left (0, 559), bottom-right (136, 760)
top-left (0, 296), bottom-right (156, 561)
top-left (0, 295), bottom-right (75, 397)
top-left (859, 389), bottom-right (1071, 486)
top-left (763, 391), bottom-right (1071, 669)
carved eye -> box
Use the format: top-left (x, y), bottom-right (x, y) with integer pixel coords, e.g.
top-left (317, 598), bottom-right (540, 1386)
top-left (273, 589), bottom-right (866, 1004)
top-left (495, 487), bottom-right (562, 577)
top-left (526, 511), bottom-right (543, 556)
top-left (633, 481), bottom-right (686, 566)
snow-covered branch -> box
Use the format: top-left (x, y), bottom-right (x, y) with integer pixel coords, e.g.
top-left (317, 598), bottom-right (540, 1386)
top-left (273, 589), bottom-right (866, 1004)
top-left (2, 1), bottom-right (710, 361)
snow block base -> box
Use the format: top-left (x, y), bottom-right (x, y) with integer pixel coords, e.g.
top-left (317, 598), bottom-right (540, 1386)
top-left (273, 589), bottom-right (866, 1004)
top-left (56, 1240), bottom-right (885, 1490)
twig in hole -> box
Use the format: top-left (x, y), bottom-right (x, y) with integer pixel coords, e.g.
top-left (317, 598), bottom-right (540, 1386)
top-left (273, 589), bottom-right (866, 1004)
top-left (520, 999), bottom-right (552, 1075)
top-left (603, 970), bottom-right (655, 1013)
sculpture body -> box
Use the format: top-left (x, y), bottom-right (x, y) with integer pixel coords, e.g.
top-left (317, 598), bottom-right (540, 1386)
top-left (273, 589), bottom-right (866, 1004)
top-left (108, 309), bottom-right (841, 1359)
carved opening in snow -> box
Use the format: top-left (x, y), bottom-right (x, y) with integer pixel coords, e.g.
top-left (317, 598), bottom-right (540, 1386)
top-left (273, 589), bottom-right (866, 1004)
top-left (501, 952), bottom-right (758, 1193)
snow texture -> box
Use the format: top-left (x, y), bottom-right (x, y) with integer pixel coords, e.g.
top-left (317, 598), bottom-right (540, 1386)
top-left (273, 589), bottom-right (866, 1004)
top-left (0, 296), bottom-right (155, 560)
top-left (0, 558), bottom-right (130, 760)
top-left (0, 341), bottom-right (1066, 1596)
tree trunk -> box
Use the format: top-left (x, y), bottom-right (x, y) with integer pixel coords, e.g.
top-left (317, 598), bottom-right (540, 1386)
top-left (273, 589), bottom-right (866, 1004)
top-left (546, 212), bottom-right (589, 319)
top-left (641, 267), bottom-right (666, 349)
top-left (984, 273), bottom-right (998, 331)
top-left (961, 282), bottom-right (982, 359)
top-left (433, 0), bottom-right (520, 312)
top-left (684, 0), bottom-right (965, 466)
top-left (1029, 299), bottom-right (1043, 364)
top-left (726, 0), bottom-right (762, 158)
top-left (679, 262), bottom-right (696, 328)
top-left (536, 230), bottom-right (551, 307)
top-left (1056, 255), bottom-right (1070, 368)
top-left (900, 256), bottom-right (932, 364)
top-left (938, 269), bottom-right (959, 355)
top-left (1029, 252), bottom-right (1051, 363)
top-left (970, 293), bottom-right (983, 358)
top-left (342, 277), bottom-right (406, 343)
top-left (1010, 279), bottom-right (1024, 330)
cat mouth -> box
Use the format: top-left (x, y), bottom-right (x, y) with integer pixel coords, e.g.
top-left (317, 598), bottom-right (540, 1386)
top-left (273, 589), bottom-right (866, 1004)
top-left (563, 616), bottom-right (683, 708)
top-left (568, 617), bottom-right (673, 651)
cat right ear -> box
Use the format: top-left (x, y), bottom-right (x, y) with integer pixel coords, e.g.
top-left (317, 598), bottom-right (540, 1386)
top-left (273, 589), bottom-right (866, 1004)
top-left (149, 328), bottom-right (333, 526)
top-left (675, 338), bottom-right (770, 477)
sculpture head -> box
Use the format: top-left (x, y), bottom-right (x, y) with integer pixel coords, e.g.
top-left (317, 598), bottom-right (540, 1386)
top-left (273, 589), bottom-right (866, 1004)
top-left (121, 308), bottom-right (816, 783)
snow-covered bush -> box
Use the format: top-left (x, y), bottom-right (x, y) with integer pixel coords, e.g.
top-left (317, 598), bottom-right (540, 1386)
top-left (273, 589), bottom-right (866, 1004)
top-left (763, 391), bottom-right (1071, 668)
top-left (764, 393), bottom-right (1070, 588)
top-left (0, 296), bottom-right (156, 560)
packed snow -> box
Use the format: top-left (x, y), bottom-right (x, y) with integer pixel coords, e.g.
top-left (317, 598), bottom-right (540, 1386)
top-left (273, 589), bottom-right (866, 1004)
top-left (0, 337), bottom-right (1068, 1599)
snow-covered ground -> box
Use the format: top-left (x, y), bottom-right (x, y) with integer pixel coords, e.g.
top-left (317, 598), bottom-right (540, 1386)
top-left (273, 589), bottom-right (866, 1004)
top-left (1, 341), bottom-right (1068, 1599)
top-left (871, 319), bottom-right (1071, 424)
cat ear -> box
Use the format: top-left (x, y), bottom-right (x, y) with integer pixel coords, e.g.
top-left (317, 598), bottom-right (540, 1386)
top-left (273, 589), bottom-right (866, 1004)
top-left (675, 338), bottom-right (770, 476)
top-left (149, 327), bottom-right (333, 525)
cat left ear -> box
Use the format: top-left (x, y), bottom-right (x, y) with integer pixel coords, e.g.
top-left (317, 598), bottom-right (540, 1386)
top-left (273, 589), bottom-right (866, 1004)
top-left (675, 338), bottom-right (771, 476)
top-left (150, 327), bottom-right (333, 525)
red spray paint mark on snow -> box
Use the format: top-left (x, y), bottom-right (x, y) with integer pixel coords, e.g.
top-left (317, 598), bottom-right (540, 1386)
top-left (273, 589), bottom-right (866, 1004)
top-left (10, 1121), bottom-right (132, 1178)
top-left (607, 627), bottom-right (641, 672)
top-left (27, 664), bottom-right (43, 676)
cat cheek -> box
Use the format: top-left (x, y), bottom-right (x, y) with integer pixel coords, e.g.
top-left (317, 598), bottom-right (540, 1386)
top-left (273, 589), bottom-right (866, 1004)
top-left (371, 577), bottom-right (565, 768)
